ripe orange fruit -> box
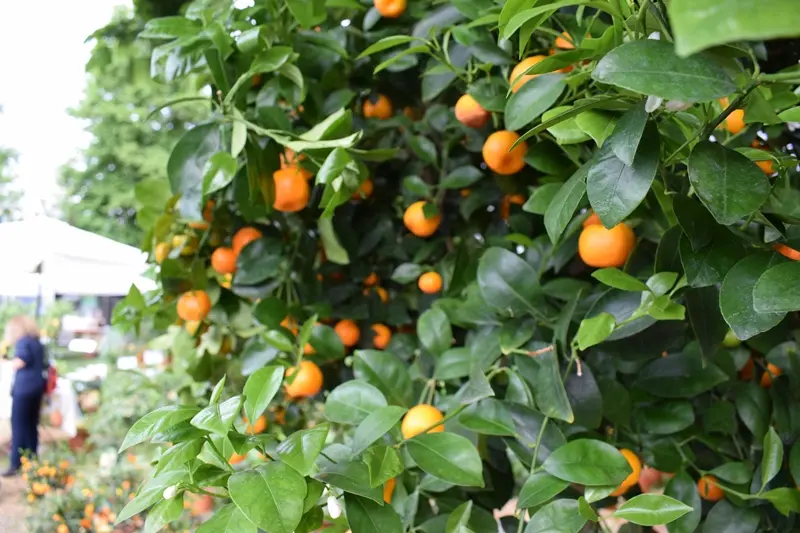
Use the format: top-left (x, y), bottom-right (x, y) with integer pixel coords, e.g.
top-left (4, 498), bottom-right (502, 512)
top-left (725, 109), bottom-right (745, 134)
top-left (363, 94), bottom-right (393, 120)
top-left (773, 243), bottom-right (800, 260)
top-left (756, 158), bottom-right (774, 174)
top-left (499, 194), bottom-right (526, 220)
top-left (374, 0), bottom-right (406, 18)
top-left (455, 94), bottom-right (490, 129)
top-left (740, 358), bottom-right (755, 380)
top-left (177, 291), bottom-right (212, 321)
top-left (697, 475), bottom-right (724, 501)
top-left (760, 363), bottom-right (782, 388)
top-left (172, 234), bottom-right (198, 256)
top-left (273, 167), bottom-right (310, 212)
top-left (232, 227), bottom-right (263, 254)
top-left (352, 179), bottom-right (374, 200)
top-left (555, 31), bottom-right (575, 49)
top-left (509, 55), bottom-right (546, 92)
top-left (376, 286), bottom-right (389, 302)
top-left (384, 477), bottom-right (396, 503)
top-left (334, 319), bottom-right (360, 347)
top-left (578, 223), bottom-right (636, 268)
top-left (229, 452), bottom-right (247, 465)
top-left (460, 188), bottom-right (471, 197)
top-left (418, 272), bottom-right (442, 294)
top-left (57, 524), bottom-right (69, 533)
top-left (284, 360), bottom-right (324, 398)
top-left (154, 242), bottom-right (170, 264)
top-left (364, 272), bottom-right (379, 286)
top-left (403, 201), bottom-right (441, 237)
top-left (371, 324), bottom-right (392, 349)
top-left (610, 449), bottom-right (642, 496)
top-left (211, 247), bottom-right (237, 275)
top-left (583, 211), bottom-right (602, 227)
top-left (482, 131), bottom-right (528, 175)
top-left (401, 404), bottom-right (445, 439)
top-left (244, 415), bottom-right (268, 435)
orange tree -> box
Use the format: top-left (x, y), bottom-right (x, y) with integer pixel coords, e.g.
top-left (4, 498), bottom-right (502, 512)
top-left (112, 0), bottom-right (800, 532)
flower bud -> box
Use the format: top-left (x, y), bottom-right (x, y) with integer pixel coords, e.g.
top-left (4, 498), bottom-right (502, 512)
top-left (327, 495), bottom-right (342, 519)
top-left (162, 485), bottom-right (178, 500)
top-left (645, 96), bottom-right (663, 113)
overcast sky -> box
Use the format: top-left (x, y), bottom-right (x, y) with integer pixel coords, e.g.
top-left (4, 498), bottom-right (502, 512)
top-left (0, 0), bottom-right (131, 217)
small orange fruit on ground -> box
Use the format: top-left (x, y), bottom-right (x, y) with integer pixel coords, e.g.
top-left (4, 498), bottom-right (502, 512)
top-left (697, 475), bottom-right (724, 501)
top-left (364, 272), bottom-right (379, 286)
top-left (363, 94), bottom-right (393, 120)
top-left (374, 0), bottom-right (406, 18)
top-left (284, 360), bottom-right (324, 398)
top-left (482, 131), bottom-right (528, 175)
top-left (578, 223), bottom-right (636, 268)
top-left (229, 452), bottom-right (247, 465)
top-left (725, 109), bottom-right (745, 134)
top-left (403, 201), bottom-right (441, 237)
top-left (499, 194), bottom-right (526, 220)
top-left (760, 363), bottom-right (782, 388)
top-left (177, 290), bottom-right (212, 321)
top-left (582, 211), bottom-right (602, 227)
top-left (455, 94), bottom-right (490, 128)
top-left (401, 404), bottom-right (445, 439)
top-left (372, 324), bottom-right (392, 349)
top-left (384, 477), bottom-right (396, 503)
top-left (418, 272), bottom-right (442, 294)
top-left (555, 31), bottom-right (575, 49)
top-left (773, 243), bottom-right (800, 260)
top-left (154, 242), bottom-right (170, 264)
top-left (335, 319), bottom-right (360, 347)
top-left (244, 415), bottom-right (268, 435)
top-left (273, 167), bottom-right (310, 212)
top-left (510, 55), bottom-right (546, 92)
top-left (232, 227), bottom-right (263, 254)
top-left (211, 247), bottom-right (237, 275)
top-left (610, 449), bottom-right (642, 496)
top-left (352, 179), bottom-right (374, 200)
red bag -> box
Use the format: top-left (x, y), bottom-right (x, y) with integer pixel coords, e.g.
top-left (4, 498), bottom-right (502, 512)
top-left (45, 364), bottom-right (58, 395)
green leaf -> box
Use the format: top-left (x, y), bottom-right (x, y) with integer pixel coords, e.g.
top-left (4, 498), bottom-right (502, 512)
top-left (116, 469), bottom-right (187, 523)
top-left (197, 503), bottom-right (257, 533)
top-left (735, 382), bottom-right (770, 443)
top-left (543, 105), bottom-right (592, 145)
top-left (517, 472), bottom-right (569, 509)
top-left (458, 398), bottom-right (515, 436)
top-left (477, 247), bottom-right (545, 317)
top-left (391, 263), bottom-right (423, 283)
top-left (344, 493), bottom-right (403, 533)
top-left (542, 439), bottom-right (631, 486)
top-left (607, 102), bottom-right (648, 166)
top-left (363, 445), bottom-right (404, 487)
top-left (523, 183), bottom-right (562, 215)
top-left (286, 0), bottom-right (326, 27)
top-left (353, 406), bottom-right (407, 453)
top-left (524, 499), bottom-right (586, 533)
top-left (761, 488), bottom-right (800, 516)
top-left (316, 461), bottom-right (383, 502)
top-left (762, 426), bottom-right (784, 489)
top-left (276, 424), bottom-right (330, 476)
top-left (688, 141), bottom-right (771, 225)
top-left (754, 262), bottom-right (800, 313)
top-left (685, 286), bottom-right (728, 359)
top-left (318, 218), bottom-right (350, 265)
top-left (406, 433), bottom-right (484, 487)
top-left (679, 231), bottom-right (745, 288)
top-left (236, 237), bottom-right (283, 285)
top-left (446, 501), bottom-right (473, 533)
top-left (434, 348), bottom-right (472, 380)
top-left (308, 324), bottom-right (346, 361)
top-left (358, 36), bottom-right (420, 59)
top-left (664, 471), bottom-right (702, 533)
top-left (144, 496), bottom-right (183, 533)
top-left (791, 440), bottom-right (800, 486)
top-left (154, 440), bottom-right (204, 475)
top-left (353, 350), bottom-right (414, 407)
top-left (203, 152), bottom-right (238, 197)
top-left (316, 147), bottom-right (352, 185)
top-left (635, 401), bottom-right (695, 435)
top-left (701, 499), bottom-right (759, 533)
top-left (613, 494), bottom-right (692, 526)
top-left (711, 462), bottom-right (753, 484)
top-left (778, 106), bottom-right (800, 122)
top-left (587, 123), bottom-right (659, 227)
top-left (119, 406), bottom-right (194, 452)
top-left (229, 462), bottom-right (307, 533)
top-left (468, 77), bottom-right (507, 112)
top-left (592, 40), bottom-right (735, 102)
top-left (324, 380), bottom-right (388, 425)
top-left (252, 46), bottom-right (293, 73)
top-left (243, 366), bottom-right (284, 426)
top-left (544, 163), bottom-right (588, 244)
top-left (577, 313), bottom-right (616, 350)
top-left (584, 485), bottom-right (616, 503)
top-left (408, 135), bottom-right (438, 166)
top-left (231, 110), bottom-right (247, 157)
top-left (636, 350), bottom-right (728, 398)
top-left (670, 0), bottom-right (800, 57)
top-left (592, 268), bottom-right (648, 291)
top-left (168, 124), bottom-right (222, 219)
top-left (140, 16), bottom-right (201, 39)
top-left (720, 254), bottom-right (787, 340)
top-left (673, 195), bottom-right (715, 251)
top-left (440, 166), bottom-right (484, 189)
top-left (191, 396), bottom-right (244, 436)
top-left (456, 365), bottom-right (495, 405)
top-left (417, 308), bottom-right (452, 357)
top-left (504, 73), bottom-right (566, 131)
top-left (516, 351), bottom-right (574, 423)
top-left (263, 330), bottom-right (294, 352)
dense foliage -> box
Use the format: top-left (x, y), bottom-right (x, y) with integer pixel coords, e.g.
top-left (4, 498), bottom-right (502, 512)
top-left (113, 0), bottom-right (800, 532)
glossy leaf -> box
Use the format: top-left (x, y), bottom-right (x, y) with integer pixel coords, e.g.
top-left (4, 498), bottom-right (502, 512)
top-left (353, 350), bottom-right (414, 407)
top-left (576, 312), bottom-right (616, 350)
top-left (720, 254), bottom-right (786, 340)
top-left (505, 73), bottom-right (566, 131)
top-left (191, 396), bottom-right (243, 436)
top-left (543, 439), bottom-right (631, 486)
top-left (516, 351), bottom-right (574, 423)
top-left (345, 493), bottom-right (403, 533)
top-left (144, 497), bottom-right (183, 533)
top-left (352, 406), bottom-right (407, 453)
top-left (363, 444), bottom-right (404, 487)
top-left (276, 424), bottom-right (330, 476)
top-left (592, 268), bottom-right (648, 292)
top-left (524, 499), bottom-right (586, 533)
top-left (544, 162), bottom-right (588, 244)
top-left (477, 247), bottom-right (545, 317)
top-left (417, 307), bottom-right (452, 356)
top-left (613, 494), bottom-right (692, 526)
top-left (458, 398), bottom-right (516, 436)
top-left (315, 461), bottom-right (383, 503)
top-left (324, 380), bottom-right (388, 425)
top-left (701, 500), bottom-right (759, 533)
top-left (196, 504), bottom-right (257, 533)
top-left (607, 102), bottom-right (648, 166)
top-left (761, 427), bottom-right (784, 489)
top-left (517, 472), bottom-right (569, 509)
top-left (406, 433), bottom-right (484, 487)
top-left (753, 262), bottom-right (800, 313)
top-left (167, 124), bottom-right (222, 219)
top-left (243, 366), bottom-right (284, 426)
top-left (664, 471), bottom-right (702, 533)
top-left (229, 462), bottom-right (307, 533)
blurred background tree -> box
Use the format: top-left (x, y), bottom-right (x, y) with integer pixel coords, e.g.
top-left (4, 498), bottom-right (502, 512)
top-left (0, 144), bottom-right (22, 222)
top-left (59, 5), bottom-right (207, 246)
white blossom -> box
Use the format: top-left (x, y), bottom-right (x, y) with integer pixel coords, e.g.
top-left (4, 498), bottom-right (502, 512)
top-left (327, 495), bottom-right (342, 519)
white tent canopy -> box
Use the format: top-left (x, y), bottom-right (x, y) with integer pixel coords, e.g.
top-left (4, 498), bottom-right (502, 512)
top-left (0, 216), bottom-right (156, 297)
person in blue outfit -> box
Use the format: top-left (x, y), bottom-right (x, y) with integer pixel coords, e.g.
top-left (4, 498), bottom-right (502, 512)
top-left (3, 316), bottom-right (45, 477)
